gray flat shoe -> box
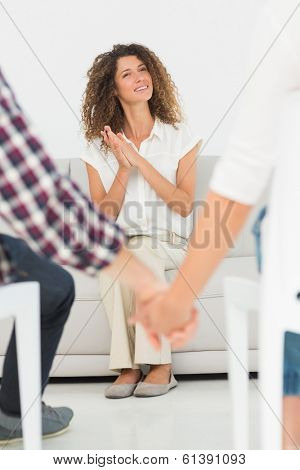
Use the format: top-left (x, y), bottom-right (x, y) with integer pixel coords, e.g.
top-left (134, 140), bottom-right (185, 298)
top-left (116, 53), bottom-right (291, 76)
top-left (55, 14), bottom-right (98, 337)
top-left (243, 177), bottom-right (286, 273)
top-left (133, 373), bottom-right (178, 397)
top-left (104, 382), bottom-right (138, 399)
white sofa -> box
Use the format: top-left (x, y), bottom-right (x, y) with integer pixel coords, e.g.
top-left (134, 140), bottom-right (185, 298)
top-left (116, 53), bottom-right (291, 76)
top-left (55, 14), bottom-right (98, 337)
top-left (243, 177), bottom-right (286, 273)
top-left (0, 156), bottom-right (265, 377)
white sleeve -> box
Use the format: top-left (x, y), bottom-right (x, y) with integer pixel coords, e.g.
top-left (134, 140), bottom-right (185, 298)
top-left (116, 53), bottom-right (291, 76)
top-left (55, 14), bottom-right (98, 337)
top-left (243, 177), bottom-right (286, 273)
top-left (178, 122), bottom-right (202, 161)
top-left (80, 138), bottom-right (105, 170)
top-left (210, 1), bottom-right (300, 205)
top-left (80, 137), bottom-right (119, 192)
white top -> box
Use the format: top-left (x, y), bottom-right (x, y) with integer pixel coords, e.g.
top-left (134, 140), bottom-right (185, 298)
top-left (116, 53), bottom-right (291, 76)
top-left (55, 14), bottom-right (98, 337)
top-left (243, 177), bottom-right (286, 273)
top-left (210, 0), bottom-right (300, 205)
top-left (81, 119), bottom-right (201, 238)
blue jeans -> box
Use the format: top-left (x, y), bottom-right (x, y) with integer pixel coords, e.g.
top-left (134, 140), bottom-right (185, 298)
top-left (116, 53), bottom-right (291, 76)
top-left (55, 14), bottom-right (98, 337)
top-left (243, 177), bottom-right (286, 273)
top-left (0, 234), bottom-right (75, 415)
top-left (252, 208), bottom-right (300, 395)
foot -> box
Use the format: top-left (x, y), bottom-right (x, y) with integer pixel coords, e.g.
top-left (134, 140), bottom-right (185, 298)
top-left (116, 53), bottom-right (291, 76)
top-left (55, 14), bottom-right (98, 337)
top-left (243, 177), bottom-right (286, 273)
top-left (0, 402), bottom-right (73, 444)
top-left (143, 364), bottom-right (172, 385)
top-left (134, 367), bottom-right (177, 398)
top-left (105, 369), bottom-right (142, 399)
top-left (113, 368), bottom-right (142, 385)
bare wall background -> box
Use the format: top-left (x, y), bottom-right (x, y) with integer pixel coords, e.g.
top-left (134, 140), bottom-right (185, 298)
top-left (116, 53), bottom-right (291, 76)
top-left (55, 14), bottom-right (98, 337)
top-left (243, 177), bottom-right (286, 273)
top-left (0, 0), bottom-right (266, 158)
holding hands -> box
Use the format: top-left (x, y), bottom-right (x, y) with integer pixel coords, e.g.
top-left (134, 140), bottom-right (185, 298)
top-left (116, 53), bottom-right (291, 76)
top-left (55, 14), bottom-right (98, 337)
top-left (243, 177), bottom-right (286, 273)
top-left (133, 287), bottom-right (198, 350)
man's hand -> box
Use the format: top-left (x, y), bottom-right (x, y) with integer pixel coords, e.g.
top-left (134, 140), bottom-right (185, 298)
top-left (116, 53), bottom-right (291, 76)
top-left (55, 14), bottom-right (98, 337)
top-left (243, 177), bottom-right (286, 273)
top-left (131, 288), bottom-right (199, 350)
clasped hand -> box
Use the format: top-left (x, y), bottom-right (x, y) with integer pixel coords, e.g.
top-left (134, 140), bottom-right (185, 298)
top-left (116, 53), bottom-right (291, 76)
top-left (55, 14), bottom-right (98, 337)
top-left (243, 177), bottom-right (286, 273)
top-left (101, 126), bottom-right (139, 169)
top-left (132, 285), bottom-right (198, 350)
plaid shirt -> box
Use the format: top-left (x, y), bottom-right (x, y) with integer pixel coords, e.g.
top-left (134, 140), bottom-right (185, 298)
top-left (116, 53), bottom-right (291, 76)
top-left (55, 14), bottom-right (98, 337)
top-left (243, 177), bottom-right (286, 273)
top-left (0, 67), bottom-right (126, 284)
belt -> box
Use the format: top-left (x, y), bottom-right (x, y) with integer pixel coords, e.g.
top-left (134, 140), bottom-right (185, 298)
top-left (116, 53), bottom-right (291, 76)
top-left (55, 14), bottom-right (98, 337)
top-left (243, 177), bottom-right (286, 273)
top-left (127, 230), bottom-right (188, 247)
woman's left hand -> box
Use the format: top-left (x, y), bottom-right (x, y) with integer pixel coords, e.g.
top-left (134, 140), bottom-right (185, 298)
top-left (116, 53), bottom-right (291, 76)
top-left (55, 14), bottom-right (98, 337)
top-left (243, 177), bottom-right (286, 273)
top-left (116, 132), bottom-right (140, 167)
top-left (103, 126), bottom-right (140, 166)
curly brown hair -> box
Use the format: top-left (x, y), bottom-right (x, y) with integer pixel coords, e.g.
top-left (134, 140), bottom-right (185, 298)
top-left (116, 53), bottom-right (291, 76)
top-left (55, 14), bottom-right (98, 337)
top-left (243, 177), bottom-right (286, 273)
top-left (81, 43), bottom-right (182, 152)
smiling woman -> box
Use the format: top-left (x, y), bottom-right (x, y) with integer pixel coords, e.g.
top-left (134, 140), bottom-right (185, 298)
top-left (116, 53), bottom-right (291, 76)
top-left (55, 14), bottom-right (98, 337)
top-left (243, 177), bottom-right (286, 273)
top-left (80, 43), bottom-right (202, 399)
top-left (114, 56), bottom-right (153, 103)
top-left (82, 43), bottom-right (182, 152)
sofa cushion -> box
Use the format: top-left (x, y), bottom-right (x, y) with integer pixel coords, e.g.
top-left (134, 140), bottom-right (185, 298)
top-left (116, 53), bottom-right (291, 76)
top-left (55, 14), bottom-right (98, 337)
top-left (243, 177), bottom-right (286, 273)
top-left (0, 155), bottom-right (261, 376)
top-left (70, 158), bottom-right (90, 197)
top-left (54, 158), bottom-right (70, 175)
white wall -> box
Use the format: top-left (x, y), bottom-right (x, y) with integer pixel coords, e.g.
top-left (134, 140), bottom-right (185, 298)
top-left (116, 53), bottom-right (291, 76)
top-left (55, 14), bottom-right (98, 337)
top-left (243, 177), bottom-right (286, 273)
top-left (0, 0), bottom-right (266, 158)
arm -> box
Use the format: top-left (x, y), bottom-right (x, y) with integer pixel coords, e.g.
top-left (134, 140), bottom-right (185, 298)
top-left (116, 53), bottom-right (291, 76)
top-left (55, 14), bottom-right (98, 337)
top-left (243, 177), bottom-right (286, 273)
top-left (134, 191), bottom-right (252, 336)
top-left (86, 162), bottom-right (130, 219)
top-left (0, 68), bottom-right (154, 286)
top-left (175, 0), bottom-right (300, 300)
top-left (135, 143), bottom-right (199, 217)
top-left (134, 3), bottom-right (300, 338)
top-left (117, 131), bottom-right (201, 217)
top-left (103, 244), bottom-right (166, 299)
top-left (167, 191), bottom-right (252, 308)
top-left (0, 67), bottom-right (195, 349)
top-left (85, 127), bottom-right (133, 219)
top-left (0, 68), bottom-right (123, 274)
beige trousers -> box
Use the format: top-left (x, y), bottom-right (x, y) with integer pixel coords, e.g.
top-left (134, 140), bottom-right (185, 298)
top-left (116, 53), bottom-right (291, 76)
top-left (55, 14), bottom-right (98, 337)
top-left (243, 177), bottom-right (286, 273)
top-left (99, 235), bottom-right (187, 372)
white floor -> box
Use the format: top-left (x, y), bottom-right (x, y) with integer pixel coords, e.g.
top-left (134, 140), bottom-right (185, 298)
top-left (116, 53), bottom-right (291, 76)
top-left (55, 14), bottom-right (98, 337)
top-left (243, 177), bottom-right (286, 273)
top-left (6, 377), bottom-right (260, 450)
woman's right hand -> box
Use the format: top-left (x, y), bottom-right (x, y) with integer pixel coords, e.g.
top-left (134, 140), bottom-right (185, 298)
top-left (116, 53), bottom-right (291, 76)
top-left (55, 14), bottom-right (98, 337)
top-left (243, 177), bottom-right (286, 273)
top-left (101, 126), bottom-right (132, 170)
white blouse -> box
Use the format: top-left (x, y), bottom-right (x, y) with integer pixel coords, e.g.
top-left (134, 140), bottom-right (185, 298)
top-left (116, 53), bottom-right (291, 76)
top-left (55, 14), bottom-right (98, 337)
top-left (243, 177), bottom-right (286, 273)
top-left (81, 120), bottom-right (201, 239)
top-left (210, 0), bottom-right (300, 205)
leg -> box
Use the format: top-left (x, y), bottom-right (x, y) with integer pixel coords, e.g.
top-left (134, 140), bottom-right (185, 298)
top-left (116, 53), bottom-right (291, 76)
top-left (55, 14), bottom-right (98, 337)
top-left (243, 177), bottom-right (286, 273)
top-left (0, 235), bottom-right (75, 416)
top-left (282, 331), bottom-right (300, 450)
top-left (140, 240), bottom-right (188, 386)
top-left (128, 237), bottom-right (172, 371)
top-left (99, 236), bottom-right (172, 380)
top-left (132, 239), bottom-right (189, 395)
top-left (99, 266), bottom-right (140, 374)
top-left (99, 250), bottom-right (143, 393)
